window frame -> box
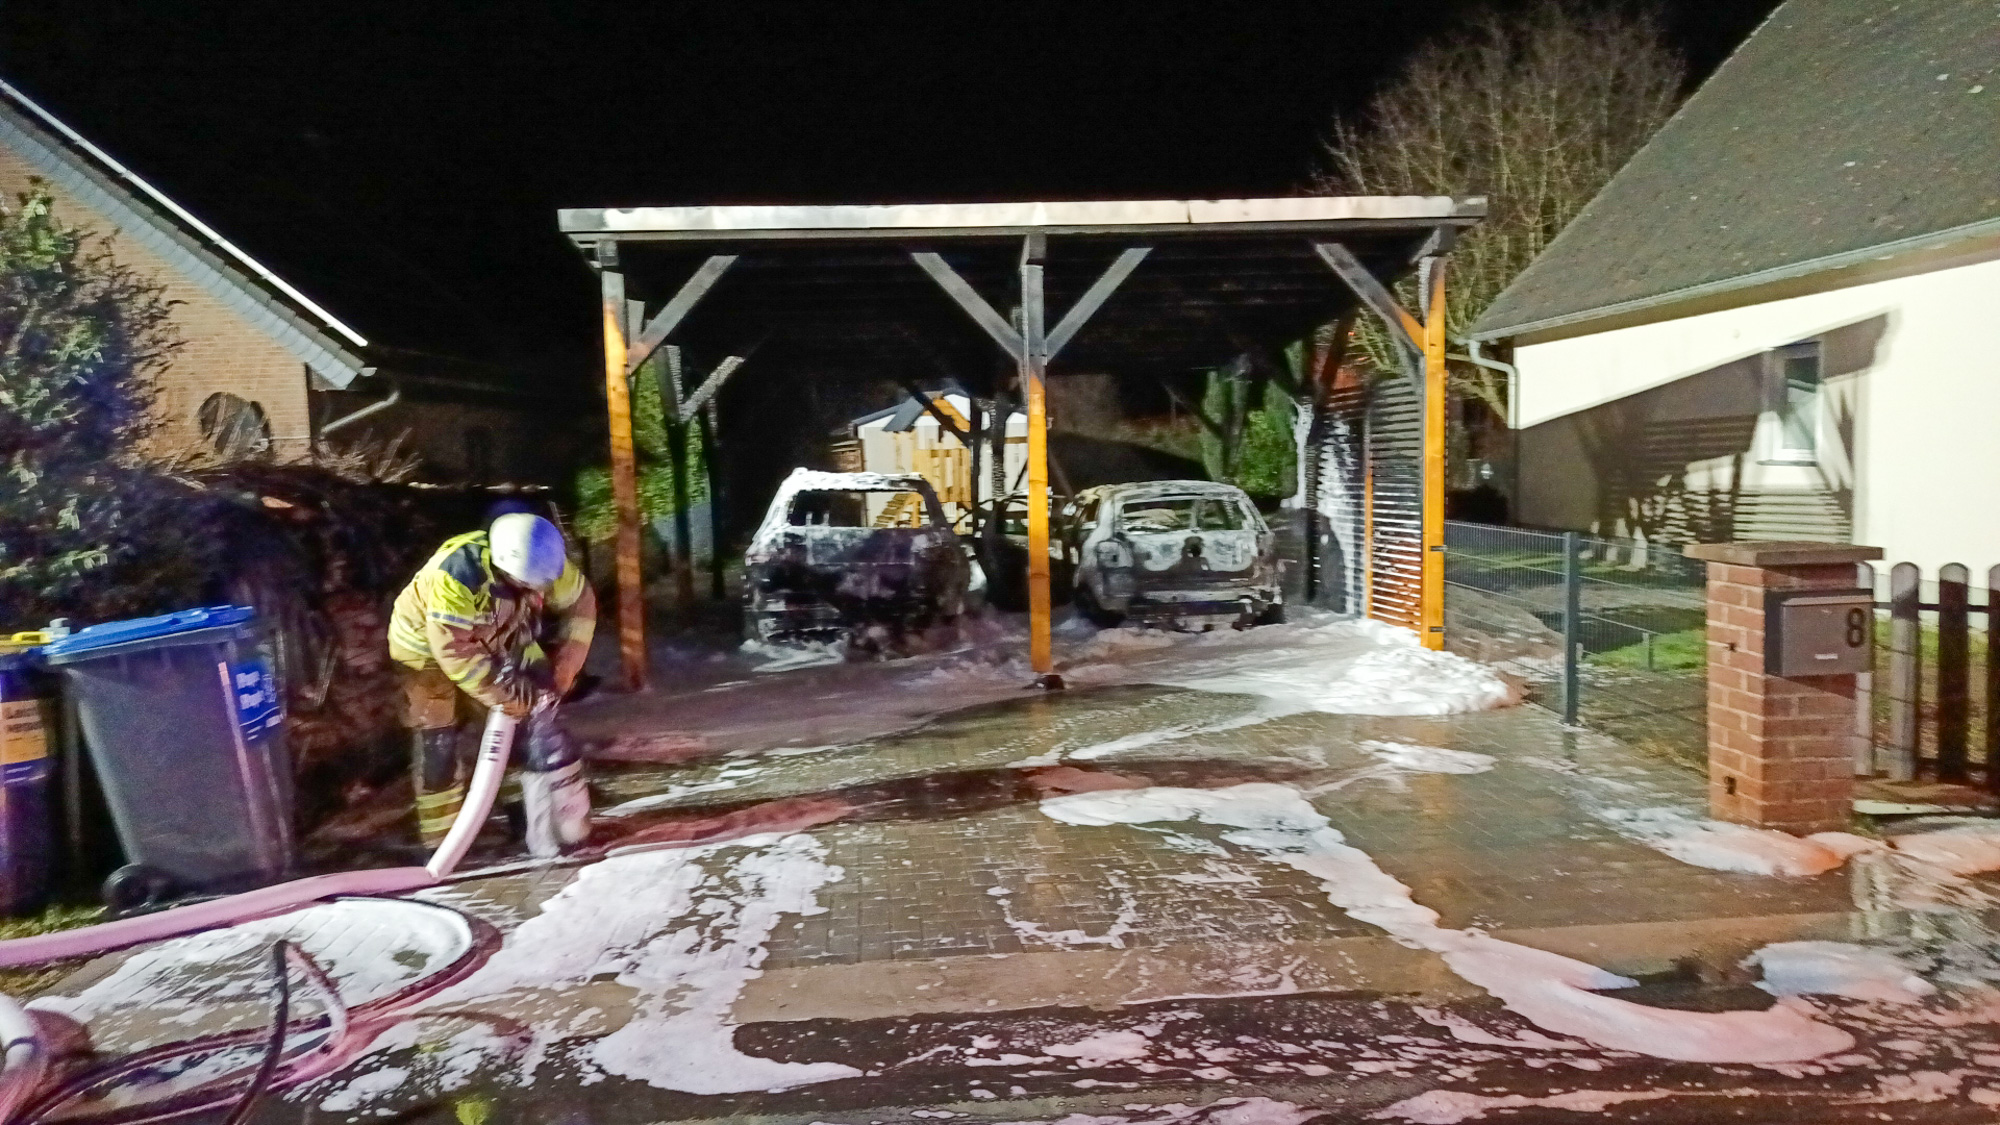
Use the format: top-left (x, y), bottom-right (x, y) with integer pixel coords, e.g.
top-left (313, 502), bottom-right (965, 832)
top-left (1761, 340), bottom-right (1824, 466)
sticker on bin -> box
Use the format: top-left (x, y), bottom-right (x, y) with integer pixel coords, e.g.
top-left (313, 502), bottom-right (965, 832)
top-left (231, 659), bottom-right (283, 741)
top-left (1, 700), bottom-right (50, 782)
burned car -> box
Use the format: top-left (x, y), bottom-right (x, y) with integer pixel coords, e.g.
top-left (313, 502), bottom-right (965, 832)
top-left (744, 469), bottom-right (972, 646)
top-left (1059, 480), bottom-right (1281, 630)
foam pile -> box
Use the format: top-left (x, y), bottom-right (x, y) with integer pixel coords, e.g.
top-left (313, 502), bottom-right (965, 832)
top-left (1749, 941), bottom-right (1936, 1005)
top-left (1887, 822), bottom-right (2000, 875)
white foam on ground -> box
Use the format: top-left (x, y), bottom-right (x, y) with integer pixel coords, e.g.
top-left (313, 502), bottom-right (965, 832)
top-left (1372, 1088), bottom-right (1671, 1123)
top-left (312, 1019), bottom-right (512, 1114)
top-left (978, 1098), bottom-right (1312, 1125)
top-left (740, 637), bottom-right (847, 673)
top-left (1151, 632), bottom-right (1512, 718)
top-left (421, 833), bottom-right (859, 1097)
top-left (1041, 1028), bottom-right (1153, 1066)
top-left (599, 763), bottom-right (764, 817)
top-left (991, 878), bottom-right (1141, 949)
top-left (1040, 784), bottom-right (1854, 1063)
top-left (318, 1066), bottom-right (411, 1112)
top-left (1597, 807), bottom-right (1878, 878)
top-left (1749, 941), bottom-right (1936, 1005)
top-left (1360, 741), bottom-right (1496, 775)
top-left (1066, 712), bottom-right (1277, 762)
top-left (29, 899), bottom-right (471, 1053)
top-left (1889, 822), bottom-right (2000, 875)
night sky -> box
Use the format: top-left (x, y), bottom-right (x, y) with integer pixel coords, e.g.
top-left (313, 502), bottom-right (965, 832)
top-left (0, 0), bottom-right (1781, 382)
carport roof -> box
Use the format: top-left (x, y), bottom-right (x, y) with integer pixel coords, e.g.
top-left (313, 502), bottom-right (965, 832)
top-left (560, 196), bottom-right (1483, 241)
top-left (558, 196), bottom-right (1484, 379)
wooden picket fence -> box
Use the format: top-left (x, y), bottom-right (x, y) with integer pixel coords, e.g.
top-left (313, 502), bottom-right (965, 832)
top-left (1862, 562), bottom-right (2000, 787)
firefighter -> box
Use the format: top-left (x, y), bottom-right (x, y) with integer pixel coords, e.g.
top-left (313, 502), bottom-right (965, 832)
top-left (388, 512), bottom-right (597, 852)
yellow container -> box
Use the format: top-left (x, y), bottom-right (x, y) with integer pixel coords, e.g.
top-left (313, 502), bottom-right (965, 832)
top-left (1, 632), bottom-right (50, 654)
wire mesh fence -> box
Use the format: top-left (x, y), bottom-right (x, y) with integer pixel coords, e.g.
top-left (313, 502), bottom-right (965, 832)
top-left (1442, 522), bottom-right (1708, 765)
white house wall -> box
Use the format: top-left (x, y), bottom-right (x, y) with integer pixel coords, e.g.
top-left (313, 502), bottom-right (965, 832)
top-left (1512, 247), bottom-right (2000, 572)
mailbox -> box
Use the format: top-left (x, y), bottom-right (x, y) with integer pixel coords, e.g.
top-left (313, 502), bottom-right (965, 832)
top-left (1765, 589), bottom-right (1873, 676)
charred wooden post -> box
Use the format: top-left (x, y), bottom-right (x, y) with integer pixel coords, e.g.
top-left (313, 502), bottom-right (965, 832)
top-left (699, 400), bottom-right (725, 602)
top-left (597, 248), bottom-right (646, 691)
top-left (661, 346), bottom-right (696, 622)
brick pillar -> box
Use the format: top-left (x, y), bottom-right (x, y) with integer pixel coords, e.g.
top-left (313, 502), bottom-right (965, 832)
top-left (1684, 541), bottom-right (1883, 833)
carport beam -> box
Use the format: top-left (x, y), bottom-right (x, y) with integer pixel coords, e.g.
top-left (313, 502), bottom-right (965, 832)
top-left (599, 256), bottom-right (647, 691)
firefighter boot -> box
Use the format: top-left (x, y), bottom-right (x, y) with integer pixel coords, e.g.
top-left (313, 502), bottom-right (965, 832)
top-left (520, 760), bottom-right (591, 858)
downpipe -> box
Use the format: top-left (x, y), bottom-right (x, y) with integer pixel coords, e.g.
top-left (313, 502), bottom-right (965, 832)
top-left (0, 707), bottom-right (520, 970)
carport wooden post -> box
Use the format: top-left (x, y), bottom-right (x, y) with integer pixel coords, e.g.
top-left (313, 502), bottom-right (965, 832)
top-left (1020, 233), bottom-right (1054, 675)
top-left (911, 237), bottom-right (1148, 680)
top-left (1420, 257), bottom-right (1448, 649)
top-left (597, 250), bottom-right (648, 691)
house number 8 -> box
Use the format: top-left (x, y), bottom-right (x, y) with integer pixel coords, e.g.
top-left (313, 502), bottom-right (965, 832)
top-left (1845, 608), bottom-right (1868, 647)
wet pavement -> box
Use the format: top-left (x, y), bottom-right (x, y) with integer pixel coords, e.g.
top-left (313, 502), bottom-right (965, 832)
top-left (25, 622), bottom-right (2000, 1123)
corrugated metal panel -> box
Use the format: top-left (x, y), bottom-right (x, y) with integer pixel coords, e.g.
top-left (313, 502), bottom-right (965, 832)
top-left (1367, 374), bottom-right (1424, 632)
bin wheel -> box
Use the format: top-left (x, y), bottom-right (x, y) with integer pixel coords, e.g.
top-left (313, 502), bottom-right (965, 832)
top-left (104, 864), bottom-right (177, 913)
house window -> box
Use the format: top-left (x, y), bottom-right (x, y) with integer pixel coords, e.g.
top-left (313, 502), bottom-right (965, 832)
top-left (1765, 341), bottom-right (1822, 463)
top-left (198, 392), bottom-right (272, 459)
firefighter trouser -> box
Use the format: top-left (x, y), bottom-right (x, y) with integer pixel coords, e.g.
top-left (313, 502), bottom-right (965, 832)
top-left (400, 667), bottom-right (539, 849)
top-left (399, 666), bottom-right (478, 845)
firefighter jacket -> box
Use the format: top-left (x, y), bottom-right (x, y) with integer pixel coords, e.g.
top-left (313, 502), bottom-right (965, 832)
top-left (388, 530), bottom-right (596, 710)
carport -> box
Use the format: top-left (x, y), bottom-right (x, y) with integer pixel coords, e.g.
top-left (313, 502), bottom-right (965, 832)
top-left (556, 197), bottom-right (1485, 690)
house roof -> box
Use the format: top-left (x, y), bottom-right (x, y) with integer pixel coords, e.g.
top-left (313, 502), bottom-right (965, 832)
top-left (0, 80), bottom-right (370, 389)
top-left (1472, 0), bottom-right (2000, 342)
top-left (0, 80), bottom-right (554, 400)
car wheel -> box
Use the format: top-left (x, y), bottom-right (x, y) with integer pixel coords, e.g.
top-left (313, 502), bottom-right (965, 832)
top-left (1075, 585), bottom-right (1124, 628)
top-left (104, 864), bottom-right (177, 913)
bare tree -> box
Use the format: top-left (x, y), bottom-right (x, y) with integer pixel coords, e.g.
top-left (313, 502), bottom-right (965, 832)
top-left (1318, 0), bottom-right (1684, 415)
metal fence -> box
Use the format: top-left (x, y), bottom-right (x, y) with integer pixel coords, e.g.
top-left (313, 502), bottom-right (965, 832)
top-left (1442, 522), bottom-right (1709, 763)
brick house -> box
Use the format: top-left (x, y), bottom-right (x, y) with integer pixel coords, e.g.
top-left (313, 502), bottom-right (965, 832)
top-left (0, 80), bottom-right (576, 482)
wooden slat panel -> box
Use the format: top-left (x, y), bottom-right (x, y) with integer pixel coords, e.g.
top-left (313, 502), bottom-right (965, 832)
top-left (1938, 563), bottom-right (1971, 782)
top-left (1886, 562), bottom-right (1922, 781)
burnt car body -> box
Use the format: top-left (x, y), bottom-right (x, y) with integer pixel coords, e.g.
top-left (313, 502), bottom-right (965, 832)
top-left (744, 469), bottom-right (972, 644)
top-left (1059, 480), bottom-right (1281, 630)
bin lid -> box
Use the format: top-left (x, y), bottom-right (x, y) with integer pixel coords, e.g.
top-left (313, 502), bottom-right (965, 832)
top-left (0, 648), bottom-right (38, 674)
top-left (42, 606), bottom-right (257, 664)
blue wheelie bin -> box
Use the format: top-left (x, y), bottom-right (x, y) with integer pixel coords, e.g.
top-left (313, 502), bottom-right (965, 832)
top-left (42, 606), bottom-right (293, 908)
top-left (0, 635), bottom-right (56, 915)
